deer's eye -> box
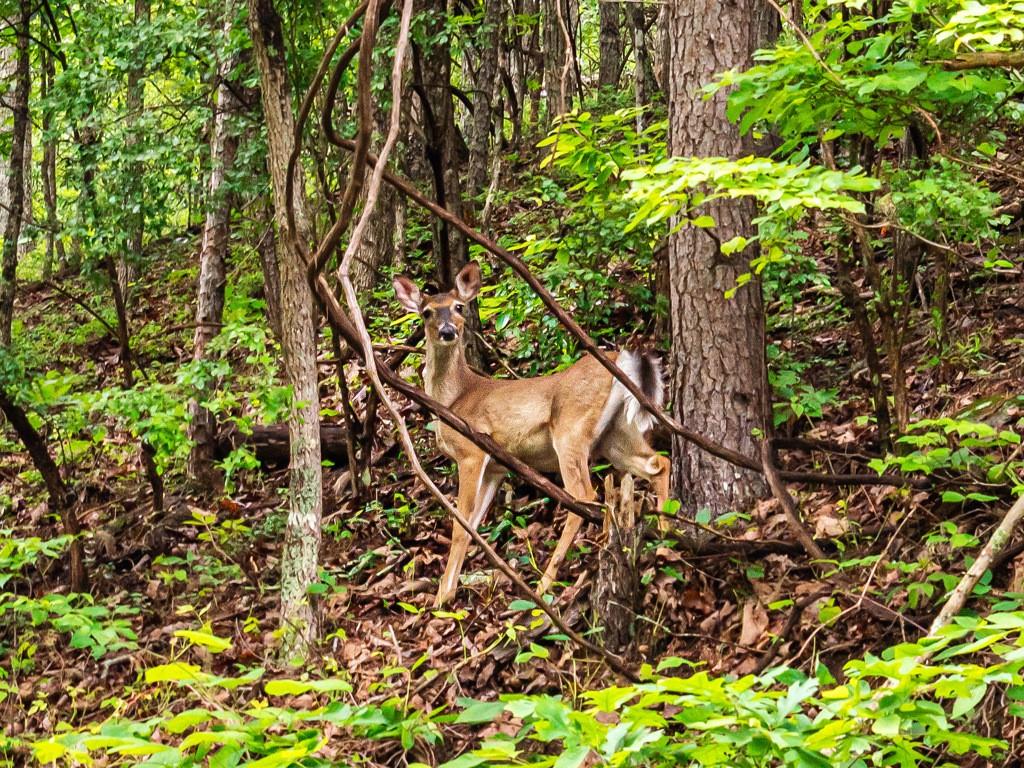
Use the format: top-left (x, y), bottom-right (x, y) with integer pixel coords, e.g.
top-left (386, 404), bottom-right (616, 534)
top-left (422, 308), bottom-right (433, 319)
top-left (453, 303), bottom-right (465, 314)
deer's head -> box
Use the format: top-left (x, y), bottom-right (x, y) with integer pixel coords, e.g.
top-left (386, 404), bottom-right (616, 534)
top-left (393, 262), bottom-right (481, 347)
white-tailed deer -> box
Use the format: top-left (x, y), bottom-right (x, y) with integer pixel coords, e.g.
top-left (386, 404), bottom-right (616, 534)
top-left (394, 262), bottom-right (670, 606)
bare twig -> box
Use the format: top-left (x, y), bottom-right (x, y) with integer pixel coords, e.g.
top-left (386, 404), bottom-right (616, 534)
top-left (925, 494), bottom-right (1024, 644)
top-left (761, 440), bottom-right (826, 562)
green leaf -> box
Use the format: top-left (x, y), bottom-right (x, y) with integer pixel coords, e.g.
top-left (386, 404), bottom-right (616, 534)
top-left (264, 678), bottom-right (352, 696)
top-left (145, 662), bottom-right (204, 684)
top-left (164, 708), bottom-right (214, 734)
top-left (174, 630), bottom-right (233, 653)
top-left (455, 699), bottom-right (506, 724)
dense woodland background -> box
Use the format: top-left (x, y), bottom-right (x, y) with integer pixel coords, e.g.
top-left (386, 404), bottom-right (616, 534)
top-left (1, 0), bottom-right (1024, 765)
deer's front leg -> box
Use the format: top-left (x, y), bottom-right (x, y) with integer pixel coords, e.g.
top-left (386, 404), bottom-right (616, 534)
top-left (436, 455), bottom-right (501, 606)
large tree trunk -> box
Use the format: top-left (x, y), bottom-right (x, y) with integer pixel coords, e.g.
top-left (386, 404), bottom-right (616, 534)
top-left (0, 0), bottom-right (31, 345)
top-left (666, 0), bottom-right (777, 526)
top-left (598, 1), bottom-right (621, 90)
top-left (249, 0), bottom-right (323, 661)
top-left (188, 9), bottom-right (241, 491)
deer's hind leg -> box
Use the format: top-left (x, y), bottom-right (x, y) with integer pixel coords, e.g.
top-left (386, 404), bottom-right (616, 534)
top-left (436, 455), bottom-right (502, 606)
top-left (539, 438), bottom-right (598, 595)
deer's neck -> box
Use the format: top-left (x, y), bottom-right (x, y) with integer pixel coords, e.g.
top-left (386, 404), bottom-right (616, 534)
top-left (423, 341), bottom-right (473, 407)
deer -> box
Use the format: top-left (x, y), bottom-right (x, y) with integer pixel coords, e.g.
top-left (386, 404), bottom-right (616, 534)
top-left (393, 261), bottom-right (670, 606)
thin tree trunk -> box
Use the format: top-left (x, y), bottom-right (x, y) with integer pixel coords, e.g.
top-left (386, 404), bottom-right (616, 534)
top-left (120, 0), bottom-right (150, 304)
top-left (598, 1), bottom-right (621, 89)
top-left (41, 42), bottom-right (64, 280)
top-left (415, 0), bottom-right (482, 365)
top-left (0, 0), bottom-right (31, 345)
top-left (467, 0), bottom-right (501, 202)
top-left (257, 200), bottom-right (283, 341)
top-left (188, 9), bottom-right (241, 491)
top-left (630, 5), bottom-right (653, 121)
top-left (249, 0), bottom-right (323, 661)
top-left (667, 0), bottom-right (777, 529)
top-left (0, 389), bottom-right (87, 592)
top-left (543, 0), bottom-right (574, 120)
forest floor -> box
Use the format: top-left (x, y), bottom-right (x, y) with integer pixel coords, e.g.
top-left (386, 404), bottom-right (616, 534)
top-left (3, 202), bottom-right (1024, 763)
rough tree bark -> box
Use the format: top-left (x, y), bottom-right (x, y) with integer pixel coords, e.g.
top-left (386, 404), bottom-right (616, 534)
top-left (466, 0), bottom-right (501, 202)
top-left (0, 0), bottom-right (31, 345)
top-left (188, 8), bottom-right (241, 491)
top-left (256, 200), bottom-right (283, 341)
top-left (351, 104), bottom-right (400, 298)
top-left (597, 0), bottom-right (621, 90)
top-left (629, 5), bottom-right (657, 120)
top-left (667, 0), bottom-right (777, 525)
top-left (249, 0), bottom-right (324, 660)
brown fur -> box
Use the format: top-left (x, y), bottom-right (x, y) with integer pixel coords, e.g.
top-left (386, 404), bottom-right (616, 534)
top-left (394, 263), bottom-right (670, 605)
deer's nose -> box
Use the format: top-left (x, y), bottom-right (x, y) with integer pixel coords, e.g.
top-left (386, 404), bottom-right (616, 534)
top-left (438, 326), bottom-right (457, 342)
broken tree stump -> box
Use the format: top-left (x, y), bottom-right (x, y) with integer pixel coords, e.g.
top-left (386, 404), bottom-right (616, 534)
top-left (593, 474), bottom-right (648, 656)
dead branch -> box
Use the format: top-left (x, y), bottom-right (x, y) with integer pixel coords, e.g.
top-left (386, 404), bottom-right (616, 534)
top-left (761, 440), bottom-right (827, 562)
top-left (939, 52), bottom-right (1024, 71)
top-left (925, 493), bottom-right (1024, 642)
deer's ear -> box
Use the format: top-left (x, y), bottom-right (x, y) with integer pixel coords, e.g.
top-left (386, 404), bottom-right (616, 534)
top-left (393, 275), bottom-right (422, 313)
top-left (455, 262), bottom-right (481, 302)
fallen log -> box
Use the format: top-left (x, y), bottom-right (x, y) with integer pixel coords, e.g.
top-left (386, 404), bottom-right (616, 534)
top-left (215, 424), bottom-right (352, 467)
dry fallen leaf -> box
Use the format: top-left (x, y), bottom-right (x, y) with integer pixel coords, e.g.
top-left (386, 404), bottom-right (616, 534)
top-left (739, 599), bottom-right (769, 647)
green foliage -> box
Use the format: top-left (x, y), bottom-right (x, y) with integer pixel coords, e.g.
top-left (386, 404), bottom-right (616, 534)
top-left (445, 613), bottom-right (1024, 767)
top-left (766, 344), bottom-right (839, 428)
top-left (714, 1), bottom-right (1014, 152)
top-left (21, 614), bottom-right (1024, 766)
top-left (935, 1), bottom-right (1024, 50)
top-left (0, 533), bottom-right (138, 661)
top-left (869, 413), bottom-right (1023, 490)
top-left (887, 157), bottom-right (1006, 245)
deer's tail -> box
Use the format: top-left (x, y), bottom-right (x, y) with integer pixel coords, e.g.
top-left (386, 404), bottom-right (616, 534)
top-left (613, 349), bottom-right (664, 434)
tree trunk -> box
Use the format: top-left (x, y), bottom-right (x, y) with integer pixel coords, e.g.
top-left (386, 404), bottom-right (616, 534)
top-left (0, 0), bottom-right (30, 345)
top-left (598, 1), bottom-right (621, 90)
top-left (543, 0), bottom-right (576, 120)
top-left (40, 42), bottom-right (64, 281)
top-left (257, 200), bottom-right (283, 341)
top-left (188, 9), bottom-right (241, 492)
top-left (666, 0), bottom-right (777, 527)
top-left (0, 389), bottom-right (87, 592)
top-left (415, 0), bottom-right (482, 365)
top-left (466, 0), bottom-right (501, 203)
top-left (249, 0), bottom-right (323, 661)
top-left (630, 5), bottom-right (655, 120)
top-left (120, 0), bottom-right (150, 304)
top-left (351, 103), bottom-right (400, 298)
